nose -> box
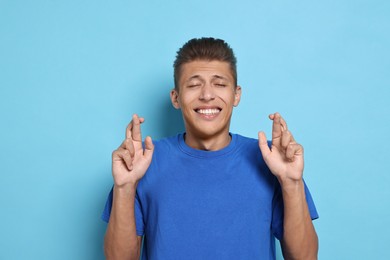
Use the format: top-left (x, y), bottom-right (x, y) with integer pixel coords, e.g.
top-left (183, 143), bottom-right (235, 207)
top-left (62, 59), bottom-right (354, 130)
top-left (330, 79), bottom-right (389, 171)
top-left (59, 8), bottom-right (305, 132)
top-left (199, 84), bottom-right (215, 101)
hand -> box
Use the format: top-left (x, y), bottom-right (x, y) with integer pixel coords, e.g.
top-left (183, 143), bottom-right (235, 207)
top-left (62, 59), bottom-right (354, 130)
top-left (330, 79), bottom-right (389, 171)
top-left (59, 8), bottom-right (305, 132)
top-left (111, 114), bottom-right (154, 188)
top-left (258, 113), bottom-right (304, 183)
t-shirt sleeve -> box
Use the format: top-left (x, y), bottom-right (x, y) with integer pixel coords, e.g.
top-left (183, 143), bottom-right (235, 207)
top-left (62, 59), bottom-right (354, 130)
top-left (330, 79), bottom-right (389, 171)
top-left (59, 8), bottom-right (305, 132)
top-left (101, 187), bottom-right (145, 236)
top-left (134, 191), bottom-right (145, 236)
top-left (101, 187), bottom-right (113, 223)
top-left (271, 180), bottom-right (319, 240)
top-left (304, 182), bottom-right (319, 220)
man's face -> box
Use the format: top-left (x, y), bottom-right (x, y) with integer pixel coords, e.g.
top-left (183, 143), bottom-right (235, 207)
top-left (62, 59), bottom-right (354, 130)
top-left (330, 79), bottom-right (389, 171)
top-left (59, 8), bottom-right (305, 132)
top-left (171, 60), bottom-right (241, 140)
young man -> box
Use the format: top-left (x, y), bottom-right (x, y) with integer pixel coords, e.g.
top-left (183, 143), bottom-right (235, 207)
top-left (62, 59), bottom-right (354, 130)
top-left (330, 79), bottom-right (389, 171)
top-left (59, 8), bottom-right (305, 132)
top-left (102, 38), bottom-right (319, 260)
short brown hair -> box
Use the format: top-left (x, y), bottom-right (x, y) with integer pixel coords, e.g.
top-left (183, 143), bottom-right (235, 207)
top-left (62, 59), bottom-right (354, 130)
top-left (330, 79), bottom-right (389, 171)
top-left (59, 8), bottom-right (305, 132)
top-left (173, 37), bottom-right (237, 90)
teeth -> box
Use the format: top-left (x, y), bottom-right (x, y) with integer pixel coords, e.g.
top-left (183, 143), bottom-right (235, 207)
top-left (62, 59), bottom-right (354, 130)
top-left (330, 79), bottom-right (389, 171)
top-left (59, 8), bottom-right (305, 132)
top-left (197, 108), bottom-right (220, 115)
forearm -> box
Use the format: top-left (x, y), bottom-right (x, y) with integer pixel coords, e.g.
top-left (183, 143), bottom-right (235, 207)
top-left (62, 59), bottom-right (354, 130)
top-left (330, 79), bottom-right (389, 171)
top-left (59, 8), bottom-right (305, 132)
top-left (104, 184), bottom-right (141, 260)
top-left (280, 179), bottom-right (318, 260)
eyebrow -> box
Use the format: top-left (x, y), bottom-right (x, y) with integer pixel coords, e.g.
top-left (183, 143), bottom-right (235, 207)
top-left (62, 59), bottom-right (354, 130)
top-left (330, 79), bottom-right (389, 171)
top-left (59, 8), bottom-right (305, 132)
top-left (186, 75), bottom-right (228, 82)
top-left (186, 75), bottom-right (202, 82)
top-left (212, 75), bottom-right (228, 80)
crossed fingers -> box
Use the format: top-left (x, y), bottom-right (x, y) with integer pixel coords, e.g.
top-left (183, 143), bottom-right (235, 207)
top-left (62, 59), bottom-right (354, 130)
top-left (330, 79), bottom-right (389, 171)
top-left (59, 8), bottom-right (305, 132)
top-left (111, 114), bottom-right (154, 186)
top-left (271, 113), bottom-right (303, 161)
top-left (116, 115), bottom-right (145, 171)
top-left (125, 115), bottom-right (144, 142)
top-left (259, 113), bottom-right (303, 162)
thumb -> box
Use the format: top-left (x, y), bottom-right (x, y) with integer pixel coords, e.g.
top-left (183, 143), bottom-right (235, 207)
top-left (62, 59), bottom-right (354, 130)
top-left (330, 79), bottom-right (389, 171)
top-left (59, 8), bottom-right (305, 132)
top-left (258, 131), bottom-right (271, 157)
top-left (144, 136), bottom-right (154, 159)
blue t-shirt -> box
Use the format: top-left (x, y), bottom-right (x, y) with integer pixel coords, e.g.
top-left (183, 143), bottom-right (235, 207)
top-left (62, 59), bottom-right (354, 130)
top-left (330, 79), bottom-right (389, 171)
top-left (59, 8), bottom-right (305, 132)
top-left (102, 133), bottom-right (318, 260)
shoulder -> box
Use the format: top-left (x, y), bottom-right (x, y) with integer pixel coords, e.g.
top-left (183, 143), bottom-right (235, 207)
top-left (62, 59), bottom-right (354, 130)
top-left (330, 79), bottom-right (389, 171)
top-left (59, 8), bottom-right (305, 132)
top-left (137, 135), bottom-right (182, 189)
top-left (233, 133), bottom-right (257, 145)
top-left (232, 133), bottom-right (272, 156)
top-left (151, 134), bottom-right (181, 153)
top-left (231, 134), bottom-right (260, 153)
top-left (146, 134), bottom-right (186, 167)
top-left (231, 133), bottom-right (272, 172)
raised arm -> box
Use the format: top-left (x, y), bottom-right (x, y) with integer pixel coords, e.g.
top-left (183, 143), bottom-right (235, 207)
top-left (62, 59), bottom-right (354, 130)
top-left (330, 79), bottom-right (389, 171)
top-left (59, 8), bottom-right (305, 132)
top-left (258, 113), bottom-right (318, 260)
top-left (104, 114), bottom-right (154, 260)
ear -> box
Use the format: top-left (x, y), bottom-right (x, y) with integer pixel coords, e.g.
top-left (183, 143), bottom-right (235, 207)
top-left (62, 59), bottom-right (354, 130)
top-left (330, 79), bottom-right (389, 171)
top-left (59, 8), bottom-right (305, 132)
top-left (170, 89), bottom-right (181, 109)
top-left (233, 85), bottom-right (242, 107)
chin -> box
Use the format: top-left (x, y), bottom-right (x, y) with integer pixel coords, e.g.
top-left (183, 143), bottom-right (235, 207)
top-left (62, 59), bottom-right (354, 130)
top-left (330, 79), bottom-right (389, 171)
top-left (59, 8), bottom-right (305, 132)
top-left (193, 125), bottom-right (229, 138)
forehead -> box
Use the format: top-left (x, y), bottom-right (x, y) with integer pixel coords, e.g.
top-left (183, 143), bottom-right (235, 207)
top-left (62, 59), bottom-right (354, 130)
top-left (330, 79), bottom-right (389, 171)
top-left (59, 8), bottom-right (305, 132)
top-left (179, 60), bottom-right (234, 82)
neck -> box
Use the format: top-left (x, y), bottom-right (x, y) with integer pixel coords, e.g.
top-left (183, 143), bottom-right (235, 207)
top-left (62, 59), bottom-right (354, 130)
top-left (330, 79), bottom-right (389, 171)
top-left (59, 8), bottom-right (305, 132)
top-left (184, 131), bottom-right (232, 151)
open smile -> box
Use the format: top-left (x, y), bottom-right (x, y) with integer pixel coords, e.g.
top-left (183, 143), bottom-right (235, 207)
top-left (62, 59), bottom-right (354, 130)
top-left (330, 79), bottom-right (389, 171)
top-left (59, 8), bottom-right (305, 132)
top-left (195, 108), bottom-right (221, 116)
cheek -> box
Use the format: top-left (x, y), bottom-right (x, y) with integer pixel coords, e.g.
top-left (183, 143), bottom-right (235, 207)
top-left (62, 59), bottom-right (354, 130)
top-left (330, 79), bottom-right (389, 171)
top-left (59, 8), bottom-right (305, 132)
top-left (221, 94), bottom-right (236, 106)
top-left (179, 92), bottom-right (197, 106)
top-left (215, 88), bottom-right (236, 100)
top-left (177, 99), bottom-right (192, 113)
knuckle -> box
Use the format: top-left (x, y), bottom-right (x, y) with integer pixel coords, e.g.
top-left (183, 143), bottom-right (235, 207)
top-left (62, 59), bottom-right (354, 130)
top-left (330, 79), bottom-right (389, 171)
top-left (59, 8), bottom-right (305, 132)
top-left (112, 150), bottom-right (117, 158)
top-left (112, 148), bottom-right (122, 154)
top-left (127, 149), bottom-right (135, 157)
top-left (125, 140), bottom-right (134, 149)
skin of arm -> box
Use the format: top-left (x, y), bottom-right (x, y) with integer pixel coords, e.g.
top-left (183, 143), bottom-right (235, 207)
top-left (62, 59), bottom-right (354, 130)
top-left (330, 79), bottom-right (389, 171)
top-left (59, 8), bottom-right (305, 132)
top-left (258, 113), bottom-right (318, 260)
top-left (104, 115), bottom-right (154, 260)
top-left (279, 179), bottom-right (318, 260)
top-left (104, 185), bottom-right (142, 259)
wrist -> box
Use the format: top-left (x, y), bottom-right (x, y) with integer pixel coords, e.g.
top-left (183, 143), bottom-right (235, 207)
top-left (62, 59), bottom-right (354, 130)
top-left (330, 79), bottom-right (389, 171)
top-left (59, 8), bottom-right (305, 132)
top-left (114, 182), bottom-right (138, 196)
top-left (276, 169), bottom-right (303, 185)
top-left (278, 177), bottom-right (304, 193)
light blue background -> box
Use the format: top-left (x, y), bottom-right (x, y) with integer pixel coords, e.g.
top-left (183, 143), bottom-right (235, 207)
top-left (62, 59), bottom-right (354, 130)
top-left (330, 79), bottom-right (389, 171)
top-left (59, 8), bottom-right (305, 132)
top-left (1, 0), bottom-right (389, 259)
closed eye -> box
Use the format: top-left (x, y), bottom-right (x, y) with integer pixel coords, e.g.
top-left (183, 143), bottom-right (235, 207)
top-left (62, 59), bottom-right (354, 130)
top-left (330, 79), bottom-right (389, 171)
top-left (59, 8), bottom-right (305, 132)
top-left (187, 84), bottom-right (201, 88)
